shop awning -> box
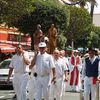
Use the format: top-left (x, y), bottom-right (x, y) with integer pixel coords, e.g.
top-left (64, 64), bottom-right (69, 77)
top-left (0, 44), bottom-right (15, 53)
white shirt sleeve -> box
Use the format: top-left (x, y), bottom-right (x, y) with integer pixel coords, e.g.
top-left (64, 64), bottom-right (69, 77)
top-left (63, 59), bottom-right (68, 71)
top-left (49, 55), bottom-right (55, 69)
top-left (23, 51), bottom-right (30, 62)
top-left (81, 59), bottom-right (86, 80)
top-left (98, 60), bottom-right (100, 77)
top-left (77, 57), bottom-right (82, 72)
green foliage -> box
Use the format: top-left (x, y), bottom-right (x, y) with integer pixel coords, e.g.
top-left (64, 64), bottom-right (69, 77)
top-left (15, 0), bottom-right (69, 35)
top-left (0, 0), bottom-right (34, 24)
top-left (66, 6), bottom-right (92, 48)
top-left (88, 25), bottom-right (100, 48)
top-left (57, 33), bottom-right (67, 50)
top-left (12, 0), bottom-right (70, 49)
top-left (0, 0), bottom-right (95, 49)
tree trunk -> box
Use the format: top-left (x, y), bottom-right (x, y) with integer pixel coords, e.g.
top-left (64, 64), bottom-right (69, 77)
top-left (90, 2), bottom-right (94, 23)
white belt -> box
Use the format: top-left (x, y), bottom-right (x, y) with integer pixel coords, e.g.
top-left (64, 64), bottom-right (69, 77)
top-left (15, 72), bottom-right (27, 74)
top-left (37, 73), bottom-right (49, 77)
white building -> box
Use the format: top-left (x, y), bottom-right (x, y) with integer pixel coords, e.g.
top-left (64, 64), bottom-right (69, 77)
top-left (93, 13), bottom-right (100, 26)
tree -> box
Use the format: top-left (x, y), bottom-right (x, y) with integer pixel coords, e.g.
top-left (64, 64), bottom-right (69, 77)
top-left (66, 6), bottom-right (92, 48)
top-left (13, 0), bottom-right (70, 50)
top-left (79, 0), bottom-right (97, 22)
top-left (57, 33), bottom-right (67, 50)
top-left (0, 0), bottom-right (34, 24)
top-left (88, 26), bottom-right (100, 48)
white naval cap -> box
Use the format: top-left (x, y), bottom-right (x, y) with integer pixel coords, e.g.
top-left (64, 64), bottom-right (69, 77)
top-left (38, 42), bottom-right (46, 48)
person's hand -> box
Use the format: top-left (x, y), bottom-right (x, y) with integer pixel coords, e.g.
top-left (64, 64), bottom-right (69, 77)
top-left (74, 65), bottom-right (77, 67)
top-left (64, 77), bottom-right (68, 82)
top-left (81, 80), bottom-right (84, 84)
top-left (34, 51), bottom-right (39, 55)
top-left (97, 77), bottom-right (100, 82)
top-left (21, 50), bottom-right (25, 55)
top-left (51, 77), bottom-right (56, 84)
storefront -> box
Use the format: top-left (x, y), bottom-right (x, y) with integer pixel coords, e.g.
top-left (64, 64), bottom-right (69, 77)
top-left (0, 44), bottom-right (16, 62)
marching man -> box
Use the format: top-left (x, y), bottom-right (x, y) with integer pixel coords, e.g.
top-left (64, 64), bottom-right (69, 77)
top-left (49, 49), bottom-right (68, 100)
top-left (82, 47), bottom-right (100, 100)
top-left (29, 42), bottom-right (56, 100)
top-left (7, 45), bottom-right (30, 100)
top-left (69, 50), bottom-right (82, 92)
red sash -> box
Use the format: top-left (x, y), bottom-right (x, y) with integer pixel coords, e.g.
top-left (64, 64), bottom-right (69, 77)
top-left (93, 77), bottom-right (97, 85)
top-left (70, 56), bottom-right (80, 85)
top-left (71, 56), bottom-right (80, 65)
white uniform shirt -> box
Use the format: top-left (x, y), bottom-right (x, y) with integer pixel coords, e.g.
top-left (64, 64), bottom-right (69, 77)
top-left (62, 57), bottom-right (69, 70)
top-left (35, 52), bottom-right (55, 76)
top-left (9, 51), bottom-right (29, 73)
top-left (53, 58), bottom-right (68, 78)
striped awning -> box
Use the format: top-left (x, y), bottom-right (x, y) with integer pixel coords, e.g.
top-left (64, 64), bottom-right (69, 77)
top-left (0, 44), bottom-right (15, 53)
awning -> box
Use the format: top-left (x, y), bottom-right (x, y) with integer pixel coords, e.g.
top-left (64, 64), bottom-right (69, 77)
top-left (0, 44), bottom-right (15, 53)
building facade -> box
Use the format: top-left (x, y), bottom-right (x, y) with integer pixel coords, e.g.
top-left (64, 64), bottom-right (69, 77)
top-left (0, 25), bottom-right (31, 53)
top-left (93, 13), bottom-right (100, 26)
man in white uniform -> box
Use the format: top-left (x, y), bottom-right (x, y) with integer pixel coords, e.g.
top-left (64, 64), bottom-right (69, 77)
top-left (29, 42), bottom-right (56, 100)
top-left (7, 45), bottom-right (30, 100)
top-left (49, 49), bottom-right (68, 100)
top-left (59, 50), bottom-right (69, 93)
top-left (82, 47), bottom-right (100, 100)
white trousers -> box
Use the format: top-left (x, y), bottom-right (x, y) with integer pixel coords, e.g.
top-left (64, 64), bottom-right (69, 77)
top-left (26, 76), bottom-right (37, 100)
top-left (20, 73), bottom-right (29, 100)
top-left (13, 73), bottom-right (24, 100)
top-left (35, 76), bottom-right (50, 100)
top-left (84, 76), bottom-right (96, 100)
top-left (49, 78), bottom-right (63, 100)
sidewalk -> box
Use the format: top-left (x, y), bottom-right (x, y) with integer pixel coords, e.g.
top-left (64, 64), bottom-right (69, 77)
top-left (63, 91), bottom-right (80, 100)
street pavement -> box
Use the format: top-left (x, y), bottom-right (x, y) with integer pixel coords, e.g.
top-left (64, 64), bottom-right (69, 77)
top-left (0, 82), bottom-right (81, 100)
top-left (0, 90), bottom-right (80, 100)
top-left (0, 82), bottom-right (100, 100)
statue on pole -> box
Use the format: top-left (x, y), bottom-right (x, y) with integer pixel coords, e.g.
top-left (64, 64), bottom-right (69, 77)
top-left (49, 24), bottom-right (57, 54)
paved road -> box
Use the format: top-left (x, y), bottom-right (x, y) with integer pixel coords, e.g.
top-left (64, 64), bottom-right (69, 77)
top-left (0, 82), bottom-right (100, 100)
top-left (0, 82), bottom-right (81, 100)
top-left (0, 90), bottom-right (80, 100)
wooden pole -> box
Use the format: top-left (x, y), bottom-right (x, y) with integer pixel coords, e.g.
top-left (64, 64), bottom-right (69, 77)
top-left (96, 81), bottom-right (99, 100)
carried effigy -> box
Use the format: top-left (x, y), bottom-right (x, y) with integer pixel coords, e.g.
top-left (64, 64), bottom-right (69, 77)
top-left (33, 24), bottom-right (44, 51)
top-left (49, 24), bottom-right (57, 54)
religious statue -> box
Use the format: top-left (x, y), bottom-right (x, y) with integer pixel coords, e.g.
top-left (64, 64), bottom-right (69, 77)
top-left (49, 24), bottom-right (57, 54)
top-left (33, 24), bottom-right (44, 50)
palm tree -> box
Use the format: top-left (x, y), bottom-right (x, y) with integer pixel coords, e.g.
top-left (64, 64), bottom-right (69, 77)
top-left (79, 0), bottom-right (97, 22)
top-left (60, 0), bottom-right (97, 22)
top-left (90, 0), bottom-right (97, 21)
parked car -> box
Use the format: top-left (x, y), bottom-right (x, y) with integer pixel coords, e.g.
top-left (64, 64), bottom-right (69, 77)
top-left (0, 58), bottom-right (13, 89)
